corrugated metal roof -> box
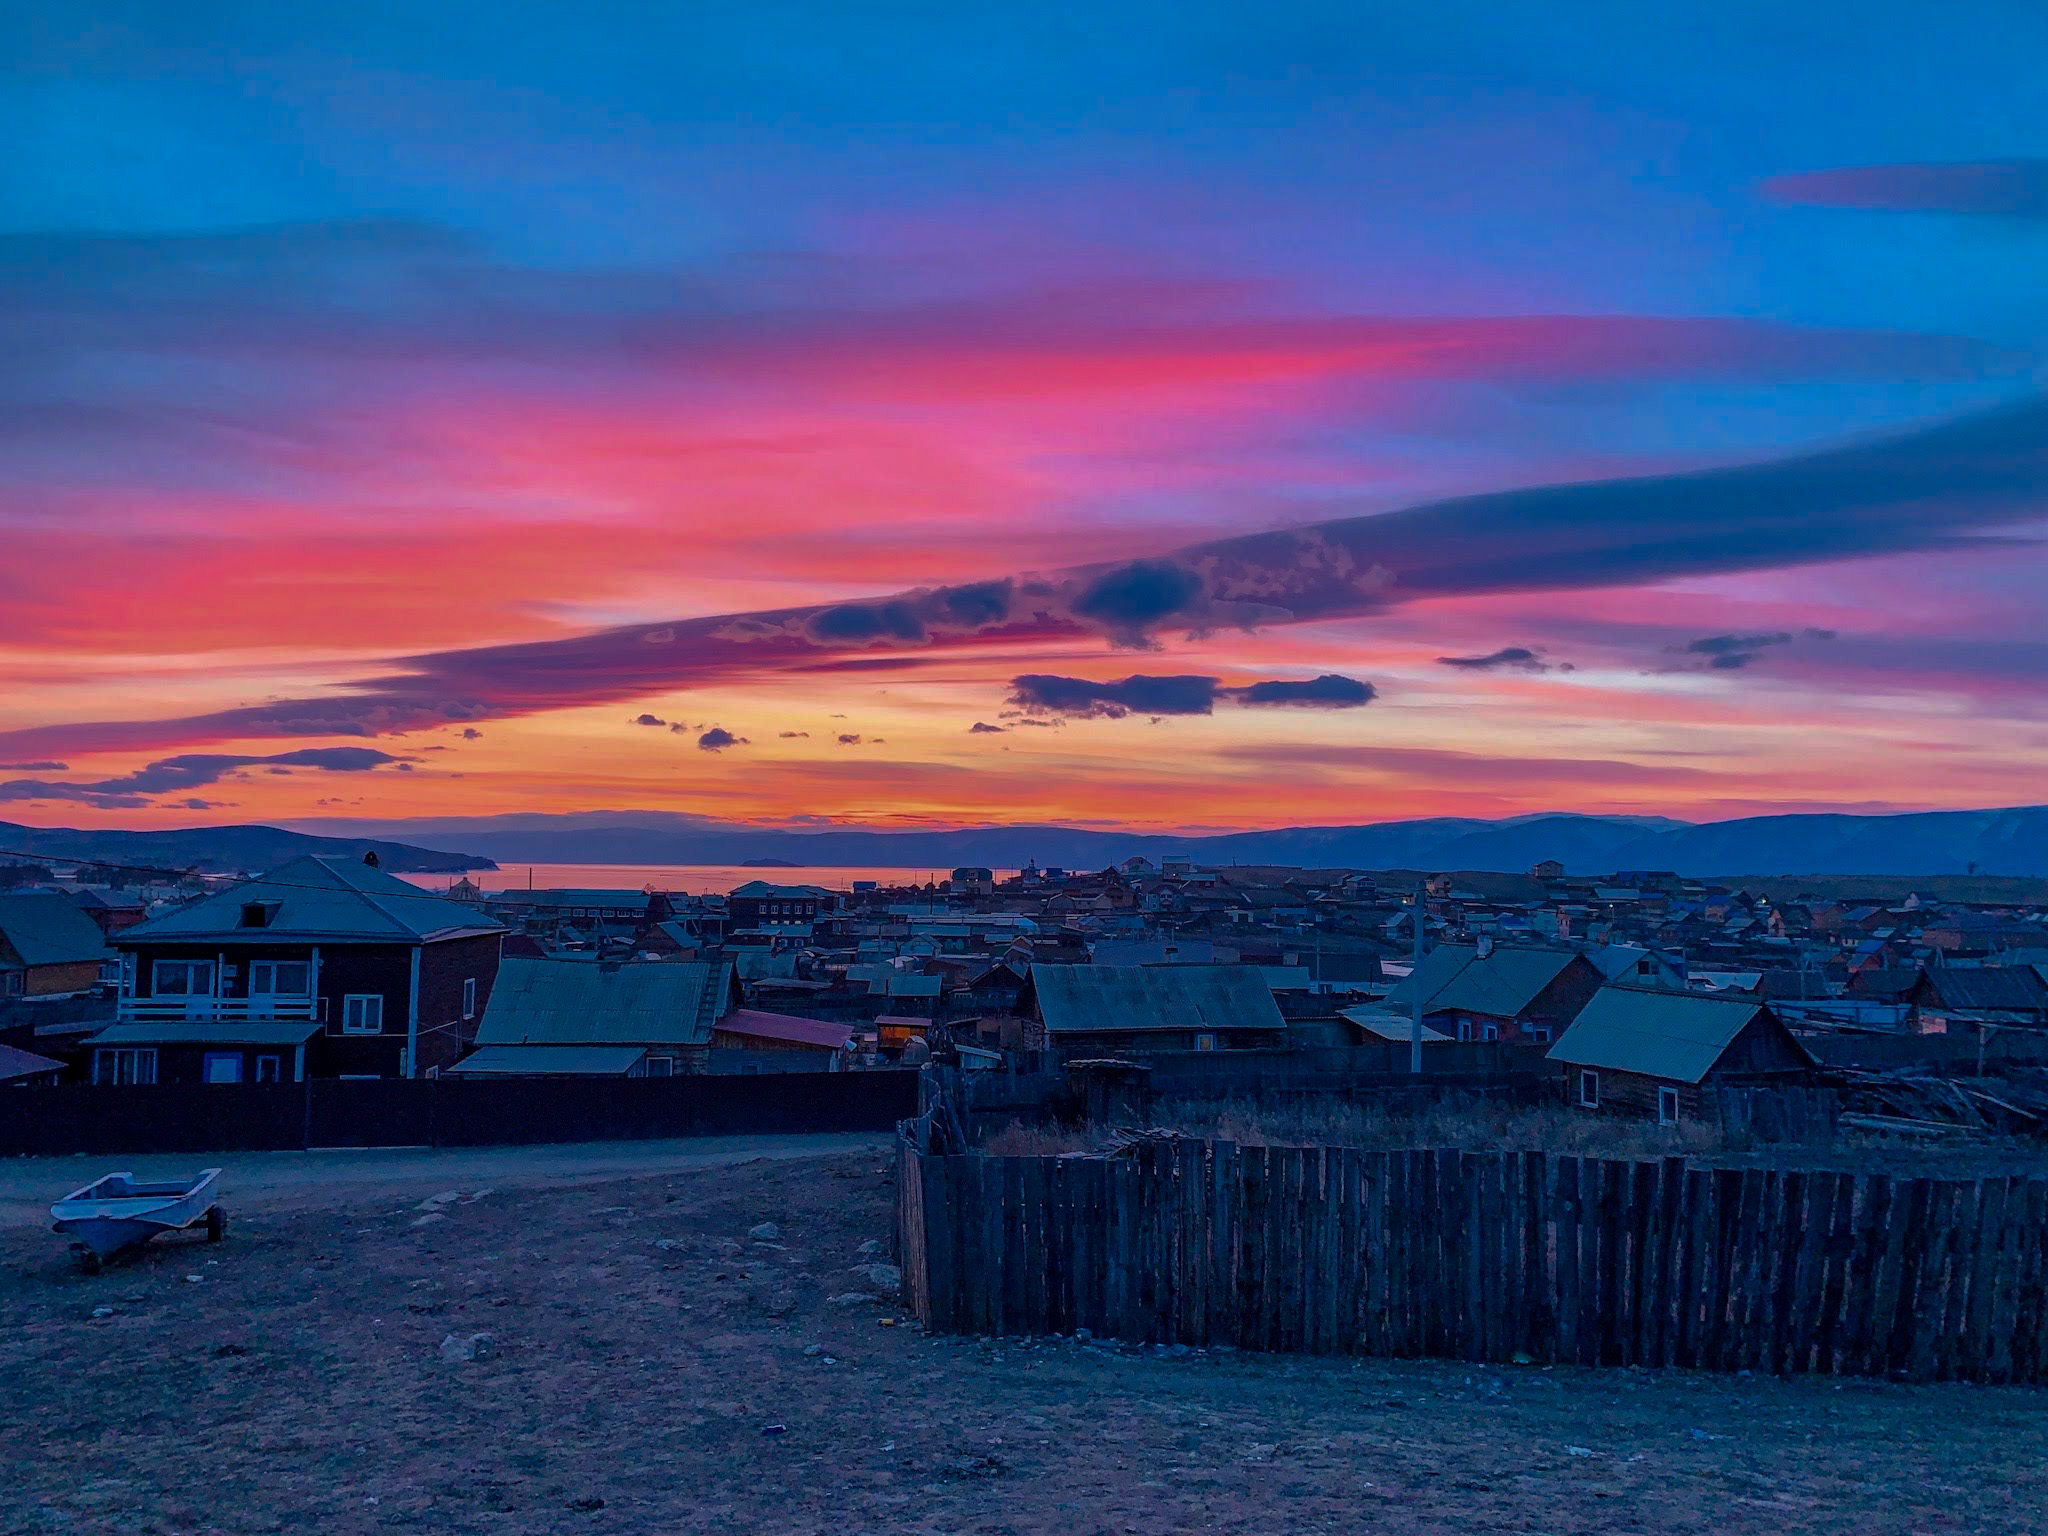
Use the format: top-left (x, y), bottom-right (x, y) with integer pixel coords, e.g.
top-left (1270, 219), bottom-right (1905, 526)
top-left (1029, 963), bottom-right (1285, 1035)
top-left (1546, 987), bottom-right (1765, 1084)
top-left (0, 893), bottom-right (113, 967)
top-left (1339, 1005), bottom-right (1452, 1043)
top-left (85, 1018), bottom-right (322, 1047)
top-left (119, 856), bottom-right (505, 944)
top-left (1382, 944), bottom-right (1577, 1019)
top-left (474, 956), bottom-right (731, 1048)
top-left (447, 1044), bottom-right (648, 1075)
top-left (717, 1009), bottom-right (855, 1050)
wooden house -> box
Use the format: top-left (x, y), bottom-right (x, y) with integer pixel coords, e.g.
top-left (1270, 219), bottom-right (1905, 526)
top-left (1546, 986), bottom-right (1815, 1124)
top-left (1019, 963), bottom-right (1287, 1055)
top-left (99, 855), bottom-right (504, 1084)
top-left (451, 955), bottom-right (738, 1076)
top-left (0, 893), bottom-right (114, 999)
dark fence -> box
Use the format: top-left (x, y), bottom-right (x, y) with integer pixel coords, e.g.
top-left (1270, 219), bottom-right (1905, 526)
top-left (1, 1071), bottom-right (919, 1157)
top-left (897, 1137), bottom-right (2048, 1385)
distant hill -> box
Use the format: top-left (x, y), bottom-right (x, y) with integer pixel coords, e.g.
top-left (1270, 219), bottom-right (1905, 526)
top-left (285, 804), bottom-right (2048, 877)
top-left (0, 820), bottom-right (496, 875)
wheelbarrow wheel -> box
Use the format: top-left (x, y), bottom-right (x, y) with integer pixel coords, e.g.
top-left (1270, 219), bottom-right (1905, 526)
top-left (205, 1207), bottom-right (226, 1243)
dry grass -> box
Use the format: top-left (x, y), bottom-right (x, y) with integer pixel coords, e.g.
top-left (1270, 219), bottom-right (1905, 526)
top-left (978, 1097), bottom-right (2048, 1176)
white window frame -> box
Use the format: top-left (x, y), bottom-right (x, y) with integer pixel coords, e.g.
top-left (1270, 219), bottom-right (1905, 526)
top-left (249, 959), bottom-right (311, 997)
top-left (1578, 1069), bottom-right (1600, 1109)
top-left (1192, 1032), bottom-right (1218, 1052)
top-left (644, 1055), bottom-right (676, 1078)
top-left (341, 993), bottom-right (385, 1035)
top-left (462, 977), bottom-right (478, 1020)
top-left (1658, 1085), bottom-right (1681, 1126)
top-left (1, 970), bottom-right (21, 997)
top-left (152, 959), bottom-right (215, 997)
top-left (94, 1047), bottom-right (158, 1085)
top-left (255, 1054), bottom-right (282, 1083)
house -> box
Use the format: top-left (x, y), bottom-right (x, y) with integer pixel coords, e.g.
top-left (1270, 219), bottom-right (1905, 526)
top-left (1906, 967), bottom-right (2048, 1032)
top-left (98, 855), bottom-right (505, 1084)
top-left (67, 887), bottom-right (151, 937)
top-left (1381, 943), bottom-right (1605, 1044)
top-left (1547, 986), bottom-right (1815, 1124)
top-left (0, 893), bottom-right (114, 999)
top-left (1019, 963), bottom-right (1287, 1054)
top-left (727, 882), bottom-right (839, 930)
top-left (451, 955), bottom-right (738, 1076)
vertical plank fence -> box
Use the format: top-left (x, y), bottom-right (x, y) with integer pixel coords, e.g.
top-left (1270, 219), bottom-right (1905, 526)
top-left (896, 1135), bottom-right (2048, 1385)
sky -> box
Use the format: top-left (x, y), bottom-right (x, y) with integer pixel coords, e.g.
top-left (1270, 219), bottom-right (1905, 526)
top-left (3, 2), bottom-right (2047, 836)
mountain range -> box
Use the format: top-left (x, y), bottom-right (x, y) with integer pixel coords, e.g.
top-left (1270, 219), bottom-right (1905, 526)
top-left (283, 804), bottom-right (2048, 877)
top-left (0, 820), bottom-right (498, 875)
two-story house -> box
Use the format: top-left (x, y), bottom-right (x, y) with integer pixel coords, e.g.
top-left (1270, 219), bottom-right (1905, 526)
top-left (92, 854), bottom-right (504, 1085)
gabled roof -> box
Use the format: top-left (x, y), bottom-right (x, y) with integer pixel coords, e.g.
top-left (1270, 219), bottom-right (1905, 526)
top-left (0, 892), bottom-right (113, 967)
top-left (1914, 966), bottom-right (2048, 1014)
top-left (0, 1042), bottom-right (65, 1081)
top-left (1383, 944), bottom-right (1583, 1020)
top-left (474, 956), bottom-right (733, 1048)
top-left (118, 856), bottom-right (504, 945)
top-left (1026, 963), bottom-right (1285, 1036)
top-left (1547, 986), bottom-right (1787, 1084)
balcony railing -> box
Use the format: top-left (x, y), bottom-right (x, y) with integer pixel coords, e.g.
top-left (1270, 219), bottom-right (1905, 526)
top-left (116, 995), bottom-right (319, 1024)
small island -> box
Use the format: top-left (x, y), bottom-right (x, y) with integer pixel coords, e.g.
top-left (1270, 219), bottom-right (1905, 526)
top-left (739, 857), bottom-right (801, 868)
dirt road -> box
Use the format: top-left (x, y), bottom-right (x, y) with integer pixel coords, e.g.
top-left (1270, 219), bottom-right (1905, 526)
top-left (0, 1132), bottom-right (888, 1228)
top-left (4, 1145), bottom-right (2041, 1535)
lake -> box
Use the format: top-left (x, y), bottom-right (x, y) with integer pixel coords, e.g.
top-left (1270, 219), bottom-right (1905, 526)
top-left (394, 862), bottom-right (1016, 895)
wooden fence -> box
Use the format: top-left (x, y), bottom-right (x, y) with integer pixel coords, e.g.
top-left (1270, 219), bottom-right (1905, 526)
top-left (896, 1137), bottom-right (2048, 1384)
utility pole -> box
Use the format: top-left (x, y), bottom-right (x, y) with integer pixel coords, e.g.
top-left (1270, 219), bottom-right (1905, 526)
top-left (1411, 880), bottom-right (1427, 1075)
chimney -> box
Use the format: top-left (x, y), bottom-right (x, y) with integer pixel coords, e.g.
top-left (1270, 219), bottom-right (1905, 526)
top-left (362, 850), bottom-right (381, 868)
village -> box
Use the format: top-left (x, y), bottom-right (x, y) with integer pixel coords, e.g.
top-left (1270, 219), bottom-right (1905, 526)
top-left (6, 849), bottom-right (2048, 1130)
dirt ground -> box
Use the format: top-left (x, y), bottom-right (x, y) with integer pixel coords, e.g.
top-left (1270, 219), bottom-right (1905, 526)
top-left (4, 1138), bottom-right (2044, 1536)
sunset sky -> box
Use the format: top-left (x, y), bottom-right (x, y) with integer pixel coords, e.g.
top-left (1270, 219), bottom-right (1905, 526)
top-left (4, 4), bottom-right (2047, 836)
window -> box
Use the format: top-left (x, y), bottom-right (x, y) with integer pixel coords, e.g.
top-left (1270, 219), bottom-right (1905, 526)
top-left (203, 1053), bottom-right (243, 1085)
top-left (342, 994), bottom-right (385, 1034)
top-left (1577, 1070), bottom-right (1600, 1109)
top-left (462, 977), bottom-right (478, 1020)
top-left (152, 959), bottom-right (215, 997)
top-left (1192, 1032), bottom-right (1218, 1052)
top-left (249, 960), bottom-right (310, 996)
top-left (1525, 1025), bottom-right (1552, 1044)
top-left (1482, 1021), bottom-right (1501, 1042)
top-left (1636, 958), bottom-right (1658, 977)
top-left (644, 1055), bottom-right (675, 1078)
top-left (94, 1048), bottom-right (157, 1085)
top-left (1, 970), bottom-right (20, 997)
top-left (1658, 1086), bottom-right (1681, 1126)
top-left (1456, 1019), bottom-right (1474, 1042)
top-left (255, 1054), bottom-right (282, 1083)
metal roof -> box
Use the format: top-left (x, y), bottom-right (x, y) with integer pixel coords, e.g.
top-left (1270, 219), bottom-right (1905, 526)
top-left (446, 1044), bottom-right (648, 1075)
top-left (0, 893), bottom-right (113, 968)
top-left (1339, 1005), bottom-right (1452, 1043)
top-left (1546, 986), bottom-right (1768, 1084)
top-left (118, 856), bottom-right (505, 945)
top-left (473, 956), bottom-right (732, 1048)
top-left (1028, 963), bottom-right (1286, 1035)
top-left (85, 1018), bottom-right (322, 1048)
top-left (1383, 944), bottom-right (1580, 1019)
top-left (0, 1042), bottom-right (64, 1080)
top-left (716, 1009), bottom-right (856, 1050)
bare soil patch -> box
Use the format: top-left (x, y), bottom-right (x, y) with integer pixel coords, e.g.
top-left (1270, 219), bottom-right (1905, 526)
top-left (4, 1147), bottom-right (2042, 1534)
